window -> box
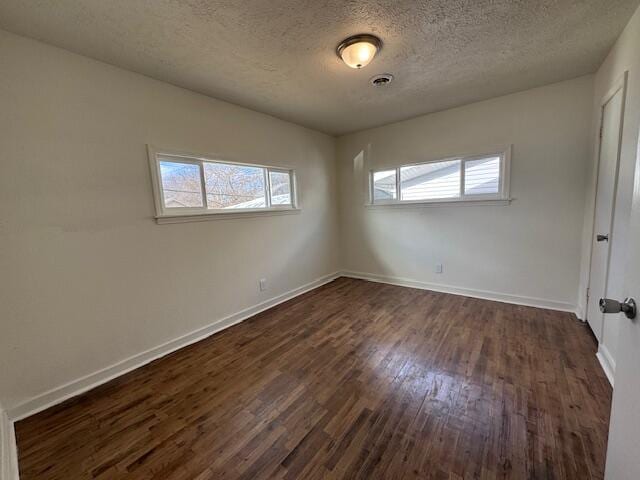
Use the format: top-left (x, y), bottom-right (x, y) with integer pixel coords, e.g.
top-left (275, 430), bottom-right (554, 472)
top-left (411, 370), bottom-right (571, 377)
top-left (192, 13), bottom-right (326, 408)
top-left (372, 170), bottom-right (397, 201)
top-left (269, 170), bottom-right (293, 206)
top-left (401, 160), bottom-right (461, 200)
top-left (370, 149), bottom-right (510, 205)
top-left (464, 156), bottom-right (500, 195)
top-left (159, 160), bottom-right (205, 208)
top-left (149, 147), bottom-right (296, 219)
top-left (204, 163), bottom-right (266, 209)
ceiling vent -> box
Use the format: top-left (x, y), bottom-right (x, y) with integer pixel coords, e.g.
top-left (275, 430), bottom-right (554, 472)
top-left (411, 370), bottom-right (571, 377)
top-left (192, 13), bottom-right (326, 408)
top-left (370, 74), bottom-right (394, 87)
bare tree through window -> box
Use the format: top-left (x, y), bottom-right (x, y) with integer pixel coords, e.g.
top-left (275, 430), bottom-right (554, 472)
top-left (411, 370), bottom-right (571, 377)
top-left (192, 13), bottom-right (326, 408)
top-left (159, 161), bottom-right (203, 208)
top-left (204, 163), bottom-right (265, 208)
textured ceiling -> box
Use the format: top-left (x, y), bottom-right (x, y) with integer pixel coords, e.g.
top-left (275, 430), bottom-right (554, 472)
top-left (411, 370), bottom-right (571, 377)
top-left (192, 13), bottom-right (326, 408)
top-left (0, 0), bottom-right (638, 135)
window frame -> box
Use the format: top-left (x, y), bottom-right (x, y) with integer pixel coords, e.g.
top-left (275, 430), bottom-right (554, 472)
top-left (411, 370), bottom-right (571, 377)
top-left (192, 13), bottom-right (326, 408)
top-left (368, 147), bottom-right (511, 207)
top-left (148, 145), bottom-right (298, 222)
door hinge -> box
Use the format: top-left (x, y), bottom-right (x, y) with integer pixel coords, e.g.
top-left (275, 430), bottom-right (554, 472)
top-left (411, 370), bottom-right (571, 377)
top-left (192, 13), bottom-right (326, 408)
top-left (586, 287), bottom-right (590, 301)
top-left (599, 125), bottom-right (603, 139)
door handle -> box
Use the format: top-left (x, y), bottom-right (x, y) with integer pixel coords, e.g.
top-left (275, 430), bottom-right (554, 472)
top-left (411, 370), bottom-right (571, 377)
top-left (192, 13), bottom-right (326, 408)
top-left (599, 297), bottom-right (637, 319)
top-left (597, 234), bottom-right (609, 242)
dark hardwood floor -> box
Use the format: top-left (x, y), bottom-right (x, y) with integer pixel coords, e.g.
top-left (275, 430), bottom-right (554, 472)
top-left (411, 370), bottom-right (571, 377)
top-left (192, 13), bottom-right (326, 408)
top-left (15, 278), bottom-right (612, 479)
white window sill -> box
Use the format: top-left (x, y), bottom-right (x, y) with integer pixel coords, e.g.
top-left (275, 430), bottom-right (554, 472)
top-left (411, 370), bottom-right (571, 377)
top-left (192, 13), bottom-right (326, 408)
top-left (365, 198), bottom-right (512, 209)
top-left (155, 208), bottom-right (301, 224)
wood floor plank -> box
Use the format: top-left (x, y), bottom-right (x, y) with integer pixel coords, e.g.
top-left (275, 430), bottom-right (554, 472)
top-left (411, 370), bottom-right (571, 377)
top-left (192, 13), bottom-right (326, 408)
top-left (15, 278), bottom-right (612, 479)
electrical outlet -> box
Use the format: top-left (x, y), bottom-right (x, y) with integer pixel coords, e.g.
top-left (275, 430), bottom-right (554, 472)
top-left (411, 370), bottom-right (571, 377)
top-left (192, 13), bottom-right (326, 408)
top-left (435, 264), bottom-right (443, 274)
top-left (259, 278), bottom-right (267, 291)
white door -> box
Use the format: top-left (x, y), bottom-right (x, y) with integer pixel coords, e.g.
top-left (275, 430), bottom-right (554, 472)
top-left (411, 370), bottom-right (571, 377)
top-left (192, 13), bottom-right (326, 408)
top-left (587, 84), bottom-right (626, 341)
top-left (604, 129), bottom-right (640, 479)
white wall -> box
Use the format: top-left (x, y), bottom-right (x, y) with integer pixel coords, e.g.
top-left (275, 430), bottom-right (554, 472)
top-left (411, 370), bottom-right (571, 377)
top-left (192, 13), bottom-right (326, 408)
top-left (578, 5), bottom-right (640, 379)
top-left (337, 76), bottom-right (594, 309)
top-left (0, 29), bottom-right (339, 413)
top-left (0, 27), bottom-right (603, 422)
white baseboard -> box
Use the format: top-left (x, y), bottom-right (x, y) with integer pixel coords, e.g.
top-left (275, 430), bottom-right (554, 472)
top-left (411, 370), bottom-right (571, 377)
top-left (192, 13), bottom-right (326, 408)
top-left (7, 272), bottom-right (340, 422)
top-left (0, 271), bottom-right (586, 480)
top-left (4, 270), bottom-right (578, 422)
top-left (341, 270), bottom-right (577, 313)
top-left (596, 343), bottom-right (616, 386)
top-left (0, 410), bottom-right (19, 480)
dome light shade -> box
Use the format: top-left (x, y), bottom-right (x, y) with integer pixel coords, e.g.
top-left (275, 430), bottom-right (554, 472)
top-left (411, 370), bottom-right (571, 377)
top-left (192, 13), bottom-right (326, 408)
top-left (337, 34), bottom-right (382, 69)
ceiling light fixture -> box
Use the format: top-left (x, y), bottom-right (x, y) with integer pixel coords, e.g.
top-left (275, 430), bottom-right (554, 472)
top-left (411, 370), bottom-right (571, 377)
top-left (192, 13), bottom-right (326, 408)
top-left (336, 34), bottom-right (382, 69)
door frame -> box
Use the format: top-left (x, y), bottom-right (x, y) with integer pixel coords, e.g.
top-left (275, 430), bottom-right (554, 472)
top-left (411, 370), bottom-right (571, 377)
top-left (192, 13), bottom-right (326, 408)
top-left (585, 71), bottom-right (628, 330)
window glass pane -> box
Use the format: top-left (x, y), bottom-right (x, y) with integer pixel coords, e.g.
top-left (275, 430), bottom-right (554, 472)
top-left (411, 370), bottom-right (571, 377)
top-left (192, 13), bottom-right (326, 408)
top-left (204, 162), bottom-right (266, 209)
top-left (269, 171), bottom-right (292, 205)
top-left (400, 160), bottom-right (461, 201)
top-left (373, 170), bottom-right (397, 202)
top-left (464, 156), bottom-right (500, 195)
top-left (159, 160), bottom-right (204, 208)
